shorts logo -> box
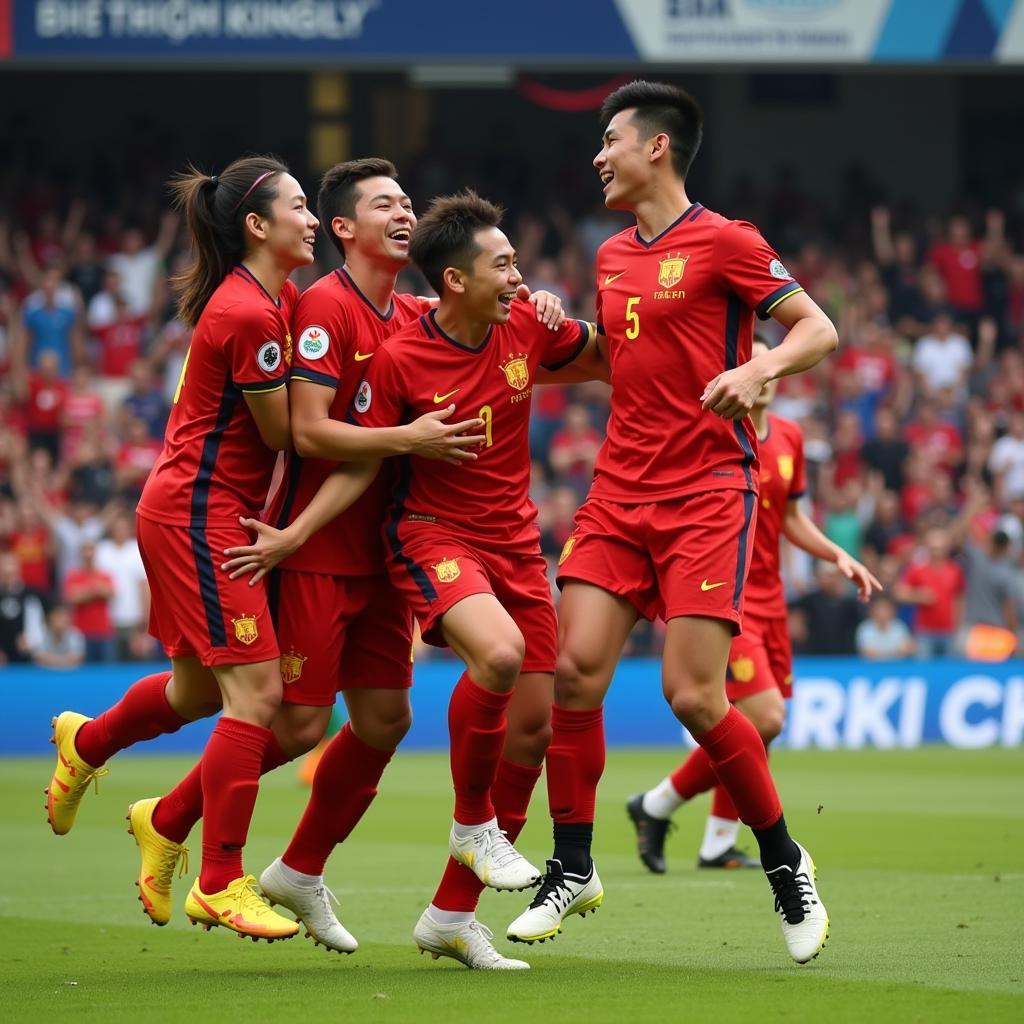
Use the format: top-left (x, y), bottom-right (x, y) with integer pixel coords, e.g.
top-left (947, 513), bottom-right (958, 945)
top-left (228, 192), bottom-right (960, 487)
top-left (700, 579), bottom-right (728, 592)
top-left (257, 341), bottom-right (282, 374)
top-left (298, 326), bottom-right (330, 361)
top-left (500, 353), bottom-right (530, 392)
top-left (657, 253), bottom-right (688, 289)
top-left (729, 656), bottom-right (755, 683)
top-left (280, 650), bottom-right (307, 685)
top-left (354, 379), bottom-right (372, 413)
top-left (769, 259), bottom-right (792, 280)
top-left (558, 536), bottom-right (576, 566)
top-left (777, 454), bottom-right (794, 481)
top-left (432, 557), bottom-right (461, 583)
top-left (232, 615), bottom-right (259, 645)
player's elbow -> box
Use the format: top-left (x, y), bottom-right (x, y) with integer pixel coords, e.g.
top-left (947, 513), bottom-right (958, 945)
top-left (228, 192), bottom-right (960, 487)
top-left (291, 421), bottom-right (320, 458)
top-left (258, 424), bottom-right (291, 451)
top-left (816, 315), bottom-right (839, 356)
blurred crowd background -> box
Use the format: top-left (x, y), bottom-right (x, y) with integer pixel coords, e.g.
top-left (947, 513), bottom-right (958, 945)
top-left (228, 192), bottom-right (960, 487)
top-left (3, 159), bottom-right (1024, 666)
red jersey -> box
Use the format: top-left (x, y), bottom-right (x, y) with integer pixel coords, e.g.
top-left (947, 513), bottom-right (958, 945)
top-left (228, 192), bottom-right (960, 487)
top-left (928, 241), bottom-right (983, 312)
top-left (744, 413), bottom-right (806, 615)
top-left (591, 204), bottom-right (803, 502)
top-left (267, 269), bottom-right (428, 576)
top-left (65, 568), bottom-right (114, 638)
top-left (137, 267), bottom-right (296, 527)
top-left (353, 305), bottom-right (590, 551)
top-left (902, 559), bottom-right (963, 633)
top-left (27, 375), bottom-right (67, 432)
top-left (95, 315), bottom-right (147, 376)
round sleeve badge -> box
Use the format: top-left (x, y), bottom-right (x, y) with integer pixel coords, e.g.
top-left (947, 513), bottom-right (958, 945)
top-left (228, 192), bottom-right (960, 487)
top-left (298, 325), bottom-right (330, 361)
top-left (769, 259), bottom-right (793, 280)
top-left (354, 379), bottom-right (372, 413)
top-left (257, 341), bottom-right (282, 374)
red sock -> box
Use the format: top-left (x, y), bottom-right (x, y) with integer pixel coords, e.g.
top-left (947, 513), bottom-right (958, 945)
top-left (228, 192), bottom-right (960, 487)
top-left (668, 747), bottom-right (719, 801)
top-left (433, 758), bottom-right (542, 912)
top-left (448, 673), bottom-right (512, 825)
top-left (282, 724), bottom-right (394, 877)
top-left (696, 706), bottom-right (781, 831)
top-left (75, 672), bottom-right (186, 767)
top-left (153, 733), bottom-right (290, 845)
top-left (198, 717), bottom-right (271, 893)
top-left (546, 705), bottom-right (605, 824)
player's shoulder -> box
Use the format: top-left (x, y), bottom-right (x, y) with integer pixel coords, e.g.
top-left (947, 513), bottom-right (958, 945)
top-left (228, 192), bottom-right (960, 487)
top-left (394, 291), bottom-right (430, 318)
top-left (768, 412), bottom-right (805, 452)
top-left (378, 312), bottom-right (432, 357)
top-left (596, 224), bottom-right (639, 261)
top-left (204, 275), bottom-right (280, 334)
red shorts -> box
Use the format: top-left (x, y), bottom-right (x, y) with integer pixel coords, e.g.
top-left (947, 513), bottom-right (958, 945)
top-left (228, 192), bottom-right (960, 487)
top-left (271, 569), bottom-right (413, 706)
top-left (137, 514), bottom-right (279, 667)
top-left (556, 490), bottom-right (757, 630)
top-left (386, 521), bottom-right (557, 674)
top-left (726, 611), bottom-right (793, 702)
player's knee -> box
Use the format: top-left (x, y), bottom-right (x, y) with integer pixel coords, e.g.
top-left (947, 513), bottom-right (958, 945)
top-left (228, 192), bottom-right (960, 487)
top-left (554, 649), bottom-right (602, 705)
top-left (750, 703), bottom-right (786, 743)
top-left (667, 688), bottom-right (719, 734)
top-left (505, 715), bottom-right (552, 765)
top-left (281, 716), bottom-right (327, 757)
top-left (477, 639), bottom-right (525, 690)
top-left (355, 705), bottom-right (413, 750)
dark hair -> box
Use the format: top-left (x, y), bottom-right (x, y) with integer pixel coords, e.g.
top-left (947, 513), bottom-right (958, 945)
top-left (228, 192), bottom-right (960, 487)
top-left (317, 157), bottom-right (399, 259)
top-left (599, 80), bottom-right (703, 180)
top-left (168, 155), bottom-right (288, 327)
top-left (408, 190), bottom-right (504, 295)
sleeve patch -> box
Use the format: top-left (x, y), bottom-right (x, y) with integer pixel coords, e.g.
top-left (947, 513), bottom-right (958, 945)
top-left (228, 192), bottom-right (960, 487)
top-left (354, 379), bottom-right (372, 413)
top-left (297, 325), bottom-right (330, 361)
top-left (769, 259), bottom-right (792, 280)
top-left (257, 340), bottom-right (283, 374)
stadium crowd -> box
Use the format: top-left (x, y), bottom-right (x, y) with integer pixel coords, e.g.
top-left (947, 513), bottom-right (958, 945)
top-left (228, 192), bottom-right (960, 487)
top-left (3, 173), bottom-right (1024, 665)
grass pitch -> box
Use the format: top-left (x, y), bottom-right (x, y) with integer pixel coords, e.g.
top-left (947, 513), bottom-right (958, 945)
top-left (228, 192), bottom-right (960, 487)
top-left (2, 746), bottom-right (1022, 1023)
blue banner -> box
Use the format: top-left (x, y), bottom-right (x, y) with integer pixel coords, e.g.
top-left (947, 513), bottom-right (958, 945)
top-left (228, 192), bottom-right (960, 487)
top-left (3, 657), bottom-right (1022, 754)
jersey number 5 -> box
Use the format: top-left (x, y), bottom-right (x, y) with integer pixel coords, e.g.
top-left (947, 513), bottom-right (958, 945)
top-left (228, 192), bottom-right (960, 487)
top-left (625, 297), bottom-right (641, 341)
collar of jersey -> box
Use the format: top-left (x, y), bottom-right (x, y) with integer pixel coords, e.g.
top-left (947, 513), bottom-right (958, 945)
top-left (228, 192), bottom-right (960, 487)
top-left (634, 203), bottom-right (702, 248)
top-left (233, 264), bottom-right (280, 307)
top-left (427, 309), bottom-right (493, 354)
top-left (336, 267), bottom-right (394, 321)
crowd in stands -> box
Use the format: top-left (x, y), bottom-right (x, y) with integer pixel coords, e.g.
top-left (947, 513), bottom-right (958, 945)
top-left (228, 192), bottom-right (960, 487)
top-left (3, 169), bottom-right (1024, 665)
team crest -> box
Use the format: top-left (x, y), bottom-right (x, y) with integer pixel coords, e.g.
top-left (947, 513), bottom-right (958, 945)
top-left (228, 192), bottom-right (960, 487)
top-left (657, 253), bottom-right (689, 289)
top-left (558, 536), bottom-right (576, 566)
top-left (777, 454), bottom-right (794, 481)
top-left (232, 615), bottom-right (259, 646)
top-left (280, 650), bottom-right (307, 685)
top-left (500, 353), bottom-right (530, 392)
top-left (257, 341), bottom-right (282, 374)
top-left (729, 656), bottom-right (755, 684)
top-left (432, 557), bottom-right (461, 583)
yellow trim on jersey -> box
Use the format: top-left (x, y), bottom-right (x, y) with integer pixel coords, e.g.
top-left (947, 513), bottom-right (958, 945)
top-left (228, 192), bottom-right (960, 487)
top-left (240, 381), bottom-right (287, 395)
top-left (763, 286), bottom-right (805, 316)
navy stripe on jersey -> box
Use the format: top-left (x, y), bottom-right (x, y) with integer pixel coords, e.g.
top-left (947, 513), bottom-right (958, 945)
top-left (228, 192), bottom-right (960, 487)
top-left (635, 203), bottom-right (699, 248)
top-left (267, 568), bottom-right (282, 630)
top-left (188, 385), bottom-right (242, 647)
top-left (338, 267), bottom-right (395, 321)
top-left (274, 452), bottom-right (304, 531)
top-left (430, 310), bottom-right (492, 354)
top-left (724, 294), bottom-right (756, 490)
top-left (233, 265), bottom-right (281, 308)
top-left (731, 491), bottom-right (757, 610)
top-left (756, 281), bottom-right (804, 321)
top-left (421, 314), bottom-right (435, 339)
top-left (290, 367), bottom-right (340, 389)
top-left (687, 204), bottom-right (705, 222)
top-left (239, 372), bottom-right (288, 394)
top-left (386, 456), bottom-right (439, 604)
top-left (541, 320), bottom-right (590, 371)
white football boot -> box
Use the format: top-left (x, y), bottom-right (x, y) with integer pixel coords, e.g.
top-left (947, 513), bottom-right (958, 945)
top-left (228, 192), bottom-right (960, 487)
top-left (259, 857), bottom-right (358, 954)
top-left (765, 842), bottom-right (829, 964)
top-left (448, 818), bottom-right (542, 891)
top-left (413, 909), bottom-right (530, 970)
top-left (506, 858), bottom-right (604, 944)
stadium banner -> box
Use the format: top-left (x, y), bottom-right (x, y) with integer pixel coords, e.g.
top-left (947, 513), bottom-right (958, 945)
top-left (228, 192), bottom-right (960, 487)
top-left (3, 0), bottom-right (1023, 64)
top-left (3, 657), bottom-right (1023, 754)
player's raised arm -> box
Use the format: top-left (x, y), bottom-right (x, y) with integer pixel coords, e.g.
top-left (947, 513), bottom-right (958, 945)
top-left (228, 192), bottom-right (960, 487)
top-left (534, 322), bottom-right (610, 385)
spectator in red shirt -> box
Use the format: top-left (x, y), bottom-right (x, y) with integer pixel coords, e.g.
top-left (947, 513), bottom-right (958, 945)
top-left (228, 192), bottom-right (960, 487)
top-left (63, 539), bottom-right (115, 663)
top-left (549, 403), bottom-right (601, 497)
top-left (23, 350), bottom-right (68, 461)
top-left (115, 416), bottom-right (162, 500)
top-left (895, 528), bottom-right (964, 658)
top-left (94, 293), bottom-right (148, 377)
top-left (62, 365), bottom-right (106, 463)
top-left (9, 499), bottom-right (53, 598)
top-left (904, 397), bottom-right (963, 473)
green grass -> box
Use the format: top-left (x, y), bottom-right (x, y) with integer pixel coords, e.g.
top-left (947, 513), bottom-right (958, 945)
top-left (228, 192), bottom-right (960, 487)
top-left (2, 747), bottom-right (1023, 1023)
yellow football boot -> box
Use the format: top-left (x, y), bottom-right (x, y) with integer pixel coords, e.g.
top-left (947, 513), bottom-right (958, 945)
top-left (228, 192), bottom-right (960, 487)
top-left (46, 712), bottom-right (109, 835)
top-left (185, 875), bottom-right (300, 942)
top-left (127, 798), bottom-right (189, 926)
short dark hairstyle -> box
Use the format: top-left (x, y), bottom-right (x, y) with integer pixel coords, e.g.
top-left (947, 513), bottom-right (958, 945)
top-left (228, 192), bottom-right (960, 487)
top-left (408, 189), bottom-right (504, 296)
top-left (317, 157), bottom-right (399, 258)
top-left (599, 80), bottom-right (703, 180)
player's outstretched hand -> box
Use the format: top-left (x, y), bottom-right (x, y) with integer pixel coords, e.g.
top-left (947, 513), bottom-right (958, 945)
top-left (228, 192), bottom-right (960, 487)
top-left (518, 284), bottom-right (566, 329)
top-left (701, 363), bottom-right (768, 420)
top-left (836, 551), bottom-right (883, 602)
top-left (407, 406), bottom-right (486, 464)
top-left (221, 517), bottom-right (300, 585)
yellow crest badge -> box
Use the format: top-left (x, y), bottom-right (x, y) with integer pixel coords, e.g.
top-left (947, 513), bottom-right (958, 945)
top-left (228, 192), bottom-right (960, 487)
top-left (558, 536), bottom-right (576, 566)
top-left (280, 650), bottom-right (307, 685)
top-left (500, 353), bottom-right (530, 392)
top-left (232, 615), bottom-right (259, 646)
top-left (777, 454), bottom-right (794, 481)
top-left (433, 557), bottom-right (461, 584)
top-left (657, 253), bottom-right (689, 289)
top-left (729, 656), bottom-right (756, 684)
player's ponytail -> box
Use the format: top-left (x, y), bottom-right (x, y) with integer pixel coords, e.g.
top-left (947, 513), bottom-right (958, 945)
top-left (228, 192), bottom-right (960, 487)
top-left (169, 155), bottom-right (289, 327)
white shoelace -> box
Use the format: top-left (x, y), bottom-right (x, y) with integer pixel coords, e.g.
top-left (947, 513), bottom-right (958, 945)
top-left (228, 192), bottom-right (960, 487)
top-left (465, 920), bottom-right (506, 966)
top-left (477, 827), bottom-right (523, 869)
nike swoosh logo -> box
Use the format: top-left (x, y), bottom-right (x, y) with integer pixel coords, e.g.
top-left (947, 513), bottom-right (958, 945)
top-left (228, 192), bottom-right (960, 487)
top-left (604, 272), bottom-right (626, 286)
top-left (354, 351), bottom-right (373, 361)
top-left (433, 389), bottom-right (459, 404)
top-left (700, 579), bottom-right (728, 592)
